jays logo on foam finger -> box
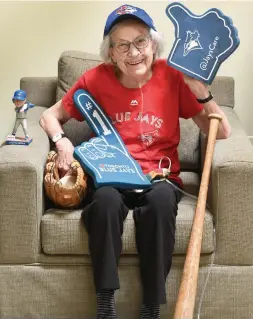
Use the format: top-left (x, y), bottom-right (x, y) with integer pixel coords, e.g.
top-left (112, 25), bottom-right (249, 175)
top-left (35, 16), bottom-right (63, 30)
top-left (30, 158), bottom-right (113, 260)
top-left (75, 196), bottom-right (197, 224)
top-left (166, 2), bottom-right (240, 84)
top-left (73, 89), bottom-right (151, 189)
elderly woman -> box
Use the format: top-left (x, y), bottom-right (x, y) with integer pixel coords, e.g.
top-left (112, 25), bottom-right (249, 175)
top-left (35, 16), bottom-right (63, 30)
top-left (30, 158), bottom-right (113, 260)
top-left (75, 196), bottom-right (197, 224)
top-left (40, 4), bottom-right (231, 319)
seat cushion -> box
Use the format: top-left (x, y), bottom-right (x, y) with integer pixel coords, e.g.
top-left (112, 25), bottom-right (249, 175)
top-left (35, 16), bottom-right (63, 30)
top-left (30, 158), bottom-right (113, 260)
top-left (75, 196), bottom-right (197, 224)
top-left (41, 172), bottom-right (215, 256)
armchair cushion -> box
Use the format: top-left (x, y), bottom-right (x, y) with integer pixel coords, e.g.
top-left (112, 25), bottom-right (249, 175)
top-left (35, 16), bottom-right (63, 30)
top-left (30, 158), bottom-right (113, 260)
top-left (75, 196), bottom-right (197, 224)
top-left (204, 107), bottom-right (253, 265)
top-left (0, 106), bottom-right (50, 263)
top-left (41, 172), bottom-right (215, 256)
top-left (56, 51), bottom-right (102, 102)
top-left (62, 119), bottom-right (92, 147)
top-left (20, 77), bottom-right (57, 108)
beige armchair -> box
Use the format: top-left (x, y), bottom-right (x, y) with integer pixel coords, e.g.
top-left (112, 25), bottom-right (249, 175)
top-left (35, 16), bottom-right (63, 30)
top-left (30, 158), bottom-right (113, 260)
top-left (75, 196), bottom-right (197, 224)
top-left (0, 51), bottom-right (252, 319)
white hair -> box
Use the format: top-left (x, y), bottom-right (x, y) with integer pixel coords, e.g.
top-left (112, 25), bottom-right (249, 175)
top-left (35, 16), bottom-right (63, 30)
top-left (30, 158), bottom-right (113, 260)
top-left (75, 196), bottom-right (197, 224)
top-left (100, 24), bottom-right (164, 64)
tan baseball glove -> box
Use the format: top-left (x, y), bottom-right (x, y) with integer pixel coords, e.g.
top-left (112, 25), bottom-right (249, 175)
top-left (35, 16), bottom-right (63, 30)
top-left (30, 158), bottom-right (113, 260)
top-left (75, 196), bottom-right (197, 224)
top-left (44, 151), bottom-right (88, 208)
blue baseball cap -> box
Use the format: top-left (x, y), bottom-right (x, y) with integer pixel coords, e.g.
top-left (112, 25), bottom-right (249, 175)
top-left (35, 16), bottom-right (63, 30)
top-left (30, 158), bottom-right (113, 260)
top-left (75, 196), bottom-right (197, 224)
top-left (12, 89), bottom-right (27, 101)
top-left (104, 4), bottom-right (156, 37)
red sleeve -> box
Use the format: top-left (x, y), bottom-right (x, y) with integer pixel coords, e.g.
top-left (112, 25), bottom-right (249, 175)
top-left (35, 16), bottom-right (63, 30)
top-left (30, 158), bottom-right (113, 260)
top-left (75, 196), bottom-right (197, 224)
top-left (62, 74), bottom-right (87, 122)
top-left (178, 72), bottom-right (204, 119)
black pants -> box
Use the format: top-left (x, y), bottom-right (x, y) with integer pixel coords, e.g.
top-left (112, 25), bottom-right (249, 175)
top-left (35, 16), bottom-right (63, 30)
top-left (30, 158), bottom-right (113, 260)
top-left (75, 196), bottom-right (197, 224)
top-left (82, 180), bottom-right (182, 305)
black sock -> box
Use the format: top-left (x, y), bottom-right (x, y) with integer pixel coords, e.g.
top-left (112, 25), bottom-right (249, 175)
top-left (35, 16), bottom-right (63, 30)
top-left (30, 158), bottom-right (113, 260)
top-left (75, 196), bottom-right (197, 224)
top-left (140, 304), bottom-right (160, 319)
top-left (96, 289), bottom-right (117, 319)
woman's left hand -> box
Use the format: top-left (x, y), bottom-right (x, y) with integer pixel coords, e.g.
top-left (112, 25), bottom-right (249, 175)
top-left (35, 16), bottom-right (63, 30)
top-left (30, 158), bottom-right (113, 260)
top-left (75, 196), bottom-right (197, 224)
top-left (183, 74), bottom-right (210, 100)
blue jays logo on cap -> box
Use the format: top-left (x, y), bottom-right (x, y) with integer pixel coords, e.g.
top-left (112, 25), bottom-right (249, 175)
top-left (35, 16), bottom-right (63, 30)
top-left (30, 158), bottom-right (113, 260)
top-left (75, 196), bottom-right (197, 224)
top-left (104, 4), bottom-right (156, 37)
top-left (166, 2), bottom-right (240, 84)
top-left (116, 5), bottom-right (137, 15)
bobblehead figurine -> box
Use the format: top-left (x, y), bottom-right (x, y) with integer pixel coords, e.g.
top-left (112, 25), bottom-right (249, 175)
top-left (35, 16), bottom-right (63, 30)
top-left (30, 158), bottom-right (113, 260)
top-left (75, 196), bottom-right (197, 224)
top-left (6, 90), bottom-right (35, 145)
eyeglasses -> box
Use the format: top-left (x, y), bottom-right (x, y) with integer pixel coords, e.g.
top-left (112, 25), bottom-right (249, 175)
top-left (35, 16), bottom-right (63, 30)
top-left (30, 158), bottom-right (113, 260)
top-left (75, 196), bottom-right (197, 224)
top-left (111, 35), bottom-right (150, 53)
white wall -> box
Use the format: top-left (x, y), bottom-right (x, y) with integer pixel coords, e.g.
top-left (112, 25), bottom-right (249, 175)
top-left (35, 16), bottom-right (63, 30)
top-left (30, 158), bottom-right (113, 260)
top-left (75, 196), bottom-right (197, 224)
top-left (0, 1), bottom-right (252, 143)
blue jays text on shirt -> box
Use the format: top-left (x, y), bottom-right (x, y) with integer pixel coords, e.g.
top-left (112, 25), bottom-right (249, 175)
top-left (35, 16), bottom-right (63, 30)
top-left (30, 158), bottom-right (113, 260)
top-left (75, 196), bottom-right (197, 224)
top-left (110, 111), bottom-right (163, 128)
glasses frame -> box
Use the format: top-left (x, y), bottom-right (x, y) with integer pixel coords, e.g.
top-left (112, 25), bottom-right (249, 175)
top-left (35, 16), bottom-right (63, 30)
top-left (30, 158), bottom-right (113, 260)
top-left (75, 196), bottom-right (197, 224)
top-left (111, 35), bottom-right (151, 53)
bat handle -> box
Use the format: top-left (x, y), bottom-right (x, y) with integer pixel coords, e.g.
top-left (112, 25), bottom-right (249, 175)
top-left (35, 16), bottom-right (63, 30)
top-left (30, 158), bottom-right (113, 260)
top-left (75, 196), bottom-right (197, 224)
top-left (206, 113), bottom-right (223, 145)
top-left (208, 113), bottom-right (223, 121)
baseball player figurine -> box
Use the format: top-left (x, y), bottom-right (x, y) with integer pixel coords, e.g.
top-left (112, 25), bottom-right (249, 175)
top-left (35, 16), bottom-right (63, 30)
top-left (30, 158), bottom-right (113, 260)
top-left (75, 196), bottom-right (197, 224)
top-left (6, 90), bottom-right (35, 145)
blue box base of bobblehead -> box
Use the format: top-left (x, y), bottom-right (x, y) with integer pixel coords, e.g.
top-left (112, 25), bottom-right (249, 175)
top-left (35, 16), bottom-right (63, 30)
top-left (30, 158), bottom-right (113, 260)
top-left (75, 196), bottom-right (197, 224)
top-left (6, 135), bottom-right (33, 146)
top-left (166, 3), bottom-right (240, 84)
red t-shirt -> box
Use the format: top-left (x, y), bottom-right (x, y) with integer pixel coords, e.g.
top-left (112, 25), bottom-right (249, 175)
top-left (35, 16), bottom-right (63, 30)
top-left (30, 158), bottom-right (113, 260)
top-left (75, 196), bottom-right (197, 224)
top-left (62, 59), bottom-right (203, 187)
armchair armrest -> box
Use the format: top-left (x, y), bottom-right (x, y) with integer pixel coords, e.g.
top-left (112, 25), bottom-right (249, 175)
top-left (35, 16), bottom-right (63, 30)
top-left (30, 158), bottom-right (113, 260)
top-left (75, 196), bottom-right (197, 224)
top-left (201, 107), bottom-right (253, 265)
top-left (0, 120), bottom-right (50, 263)
top-left (20, 77), bottom-right (57, 107)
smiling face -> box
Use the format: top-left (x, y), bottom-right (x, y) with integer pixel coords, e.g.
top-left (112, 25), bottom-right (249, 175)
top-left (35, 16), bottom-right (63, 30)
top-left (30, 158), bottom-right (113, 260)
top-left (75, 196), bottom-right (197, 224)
top-left (109, 19), bottom-right (157, 87)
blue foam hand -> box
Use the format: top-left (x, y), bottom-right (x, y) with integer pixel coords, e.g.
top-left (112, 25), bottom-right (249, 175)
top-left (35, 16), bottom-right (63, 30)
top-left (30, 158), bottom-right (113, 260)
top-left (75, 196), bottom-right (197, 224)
top-left (166, 2), bottom-right (240, 84)
top-left (73, 89), bottom-right (151, 189)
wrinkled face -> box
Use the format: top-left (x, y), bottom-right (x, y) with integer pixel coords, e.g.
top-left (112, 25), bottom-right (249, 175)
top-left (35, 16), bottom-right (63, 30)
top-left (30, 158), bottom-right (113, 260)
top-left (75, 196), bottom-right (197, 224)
top-left (109, 19), bottom-right (156, 80)
top-left (13, 99), bottom-right (25, 107)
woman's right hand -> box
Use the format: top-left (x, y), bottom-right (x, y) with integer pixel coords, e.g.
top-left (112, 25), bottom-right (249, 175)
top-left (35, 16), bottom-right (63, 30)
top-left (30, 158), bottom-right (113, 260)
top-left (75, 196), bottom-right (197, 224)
top-left (55, 137), bottom-right (75, 177)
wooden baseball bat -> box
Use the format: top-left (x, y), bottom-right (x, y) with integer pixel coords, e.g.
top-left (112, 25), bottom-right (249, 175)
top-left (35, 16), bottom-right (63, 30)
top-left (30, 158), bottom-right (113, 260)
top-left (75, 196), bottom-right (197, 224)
top-left (173, 113), bottom-right (223, 319)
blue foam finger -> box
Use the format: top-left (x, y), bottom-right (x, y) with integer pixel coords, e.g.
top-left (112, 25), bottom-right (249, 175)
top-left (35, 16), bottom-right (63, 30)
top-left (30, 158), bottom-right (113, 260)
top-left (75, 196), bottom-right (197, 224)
top-left (166, 2), bottom-right (240, 84)
top-left (73, 89), bottom-right (151, 189)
